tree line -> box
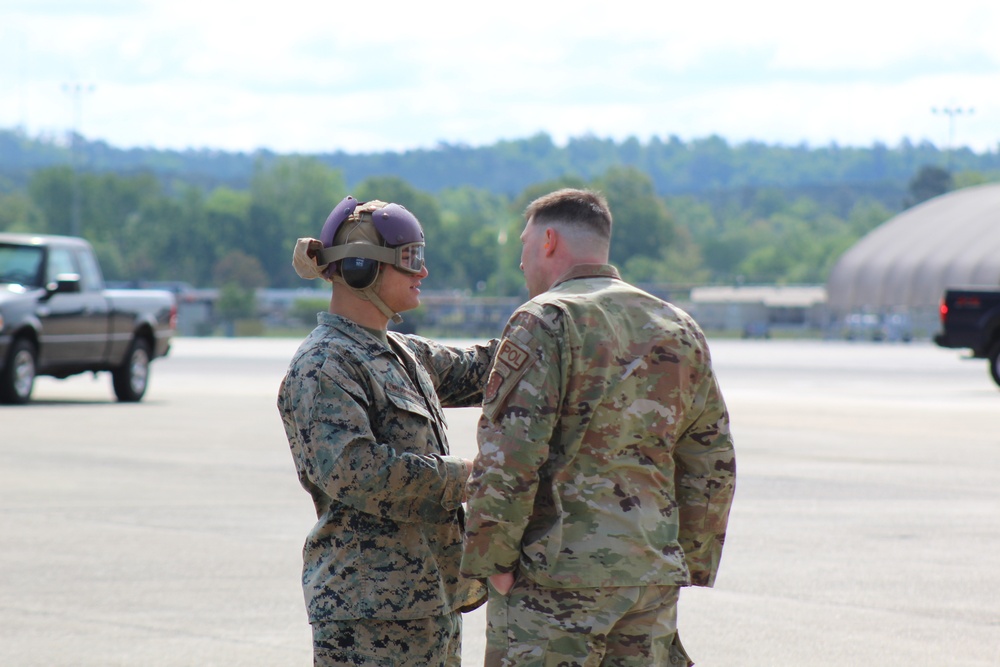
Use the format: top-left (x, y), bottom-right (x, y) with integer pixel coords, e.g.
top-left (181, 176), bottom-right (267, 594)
top-left (4, 128), bottom-right (999, 198)
top-left (1, 129), bottom-right (998, 300)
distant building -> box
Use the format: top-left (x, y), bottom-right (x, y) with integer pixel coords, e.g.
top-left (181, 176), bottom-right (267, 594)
top-left (689, 284), bottom-right (828, 335)
top-left (826, 183), bottom-right (1000, 336)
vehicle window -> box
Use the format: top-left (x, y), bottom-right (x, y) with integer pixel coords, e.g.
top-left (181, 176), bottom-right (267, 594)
top-left (0, 244), bottom-right (45, 287)
top-left (75, 248), bottom-right (105, 291)
top-left (46, 247), bottom-right (79, 283)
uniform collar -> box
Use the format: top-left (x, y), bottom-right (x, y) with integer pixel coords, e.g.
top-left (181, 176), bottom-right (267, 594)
top-left (318, 312), bottom-right (391, 351)
top-left (551, 263), bottom-right (621, 289)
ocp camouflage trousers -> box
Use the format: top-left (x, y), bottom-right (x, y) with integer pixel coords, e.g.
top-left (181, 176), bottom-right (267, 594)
top-left (485, 576), bottom-right (693, 667)
top-left (311, 612), bottom-right (462, 667)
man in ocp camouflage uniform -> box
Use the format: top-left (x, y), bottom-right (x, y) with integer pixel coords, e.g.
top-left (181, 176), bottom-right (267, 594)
top-left (277, 196), bottom-right (497, 666)
top-left (461, 189), bottom-right (736, 667)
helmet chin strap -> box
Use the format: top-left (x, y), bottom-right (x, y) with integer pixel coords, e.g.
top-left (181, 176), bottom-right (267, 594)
top-left (332, 272), bottom-right (404, 324)
top-left (366, 287), bottom-right (404, 324)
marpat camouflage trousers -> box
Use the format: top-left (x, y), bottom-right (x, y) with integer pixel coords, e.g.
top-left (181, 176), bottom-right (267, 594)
top-left (485, 576), bottom-right (693, 667)
top-left (311, 612), bottom-right (462, 667)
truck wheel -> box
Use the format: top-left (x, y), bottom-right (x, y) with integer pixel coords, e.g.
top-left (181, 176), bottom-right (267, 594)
top-left (0, 338), bottom-right (37, 404)
top-left (989, 342), bottom-right (1000, 389)
top-left (112, 337), bottom-right (151, 402)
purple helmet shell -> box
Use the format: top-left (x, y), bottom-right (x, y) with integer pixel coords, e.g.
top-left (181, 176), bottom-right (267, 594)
top-left (317, 196), bottom-right (426, 281)
top-left (372, 203), bottom-right (425, 246)
top-left (320, 196), bottom-right (358, 248)
top-left (319, 196), bottom-right (424, 248)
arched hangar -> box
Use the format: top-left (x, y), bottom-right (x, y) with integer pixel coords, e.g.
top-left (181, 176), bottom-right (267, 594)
top-left (826, 182), bottom-right (1000, 335)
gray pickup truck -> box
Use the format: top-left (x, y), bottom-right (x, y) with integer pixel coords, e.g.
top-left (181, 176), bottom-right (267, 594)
top-left (934, 286), bottom-right (1000, 388)
top-left (0, 233), bottom-right (176, 404)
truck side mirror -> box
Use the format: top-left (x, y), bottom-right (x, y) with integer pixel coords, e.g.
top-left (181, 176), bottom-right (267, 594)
top-left (46, 273), bottom-right (82, 295)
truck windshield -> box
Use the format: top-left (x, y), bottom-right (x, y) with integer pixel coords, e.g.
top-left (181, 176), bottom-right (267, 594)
top-left (0, 244), bottom-right (45, 287)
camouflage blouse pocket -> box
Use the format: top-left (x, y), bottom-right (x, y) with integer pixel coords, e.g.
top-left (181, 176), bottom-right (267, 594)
top-left (384, 383), bottom-right (433, 421)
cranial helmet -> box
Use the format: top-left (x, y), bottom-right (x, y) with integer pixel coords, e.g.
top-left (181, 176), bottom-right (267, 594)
top-left (313, 196), bottom-right (426, 322)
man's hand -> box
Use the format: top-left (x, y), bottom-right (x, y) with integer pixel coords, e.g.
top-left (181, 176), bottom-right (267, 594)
top-left (489, 572), bottom-right (515, 595)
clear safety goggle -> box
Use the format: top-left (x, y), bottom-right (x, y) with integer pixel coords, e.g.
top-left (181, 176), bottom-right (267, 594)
top-left (395, 242), bottom-right (425, 274)
top-left (319, 241), bottom-right (425, 275)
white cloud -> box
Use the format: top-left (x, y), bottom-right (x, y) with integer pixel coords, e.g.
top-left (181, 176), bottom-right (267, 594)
top-left (1, 0), bottom-right (998, 153)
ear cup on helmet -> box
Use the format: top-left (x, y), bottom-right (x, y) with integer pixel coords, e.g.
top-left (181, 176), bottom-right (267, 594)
top-left (340, 257), bottom-right (380, 289)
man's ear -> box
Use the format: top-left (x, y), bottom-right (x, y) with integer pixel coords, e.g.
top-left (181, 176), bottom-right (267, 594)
top-left (543, 228), bottom-right (557, 255)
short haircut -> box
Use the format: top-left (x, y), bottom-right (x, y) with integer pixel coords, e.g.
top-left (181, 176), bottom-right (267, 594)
top-left (524, 189), bottom-right (612, 240)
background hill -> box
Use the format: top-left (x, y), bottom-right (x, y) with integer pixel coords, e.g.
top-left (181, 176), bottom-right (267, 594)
top-left (2, 127), bottom-right (999, 305)
top-left (5, 128), bottom-right (1000, 200)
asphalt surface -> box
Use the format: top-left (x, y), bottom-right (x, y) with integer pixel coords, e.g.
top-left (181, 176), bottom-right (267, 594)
top-left (1, 337), bottom-right (998, 666)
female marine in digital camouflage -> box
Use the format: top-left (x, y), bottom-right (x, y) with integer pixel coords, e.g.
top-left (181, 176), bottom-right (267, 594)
top-left (278, 197), bottom-right (497, 667)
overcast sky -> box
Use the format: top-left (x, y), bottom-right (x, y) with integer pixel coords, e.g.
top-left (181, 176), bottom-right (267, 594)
top-left (2, 0), bottom-right (998, 155)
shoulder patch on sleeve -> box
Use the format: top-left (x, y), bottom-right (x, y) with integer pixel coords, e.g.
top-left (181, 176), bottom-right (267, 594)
top-left (497, 337), bottom-right (531, 372)
top-left (483, 334), bottom-right (535, 409)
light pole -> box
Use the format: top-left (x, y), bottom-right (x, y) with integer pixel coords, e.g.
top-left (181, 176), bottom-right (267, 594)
top-left (931, 105), bottom-right (974, 173)
top-left (62, 82), bottom-right (95, 237)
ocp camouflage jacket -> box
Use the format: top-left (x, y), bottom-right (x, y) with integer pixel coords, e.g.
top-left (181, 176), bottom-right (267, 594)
top-left (278, 313), bottom-right (496, 621)
top-left (462, 265), bottom-right (736, 589)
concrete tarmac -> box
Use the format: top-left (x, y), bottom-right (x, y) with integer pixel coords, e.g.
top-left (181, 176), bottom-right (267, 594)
top-left (1, 337), bottom-right (998, 666)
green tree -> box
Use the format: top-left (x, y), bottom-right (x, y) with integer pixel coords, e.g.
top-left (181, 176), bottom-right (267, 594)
top-left (904, 165), bottom-right (952, 208)
top-left (289, 296), bottom-right (330, 326)
top-left (213, 249), bottom-right (268, 289)
top-left (846, 198), bottom-right (892, 237)
top-left (81, 172), bottom-right (161, 240)
top-left (204, 187), bottom-right (252, 257)
top-left (590, 166), bottom-right (675, 275)
top-left (0, 192), bottom-right (44, 233)
top-left (81, 172), bottom-right (166, 277)
top-left (436, 186), bottom-right (519, 295)
top-left (648, 226), bottom-right (711, 285)
top-left (511, 176), bottom-right (589, 214)
top-left (953, 170), bottom-right (1000, 189)
top-left (26, 168), bottom-right (188, 283)
top-left (154, 185), bottom-right (213, 285)
top-left (214, 250), bottom-right (268, 331)
top-left (247, 157), bottom-right (345, 288)
top-left (26, 167), bottom-right (74, 235)
top-left (18, 135), bottom-right (965, 296)
top-left (216, 282), bottom-right (258, 325)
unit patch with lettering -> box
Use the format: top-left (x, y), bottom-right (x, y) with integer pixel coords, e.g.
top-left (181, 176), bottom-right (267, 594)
top-left (483, 335), bottom-right (535, 410)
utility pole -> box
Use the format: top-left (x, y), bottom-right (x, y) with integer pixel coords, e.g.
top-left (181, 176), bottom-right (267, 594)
top-left (62, 82), bottom-right (95, 237)
top-left (931, 105), bottom-right (974, 173)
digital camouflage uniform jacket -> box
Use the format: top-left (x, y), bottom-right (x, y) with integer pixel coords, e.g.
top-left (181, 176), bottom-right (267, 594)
top-left (462, 265), bottom-right (736, 589)
top-left (278, 312), bottom-right (496, 622)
